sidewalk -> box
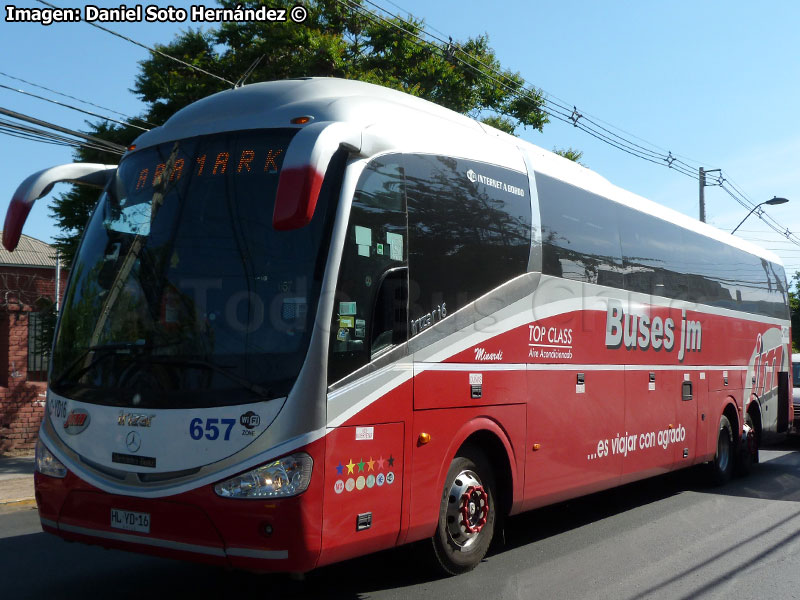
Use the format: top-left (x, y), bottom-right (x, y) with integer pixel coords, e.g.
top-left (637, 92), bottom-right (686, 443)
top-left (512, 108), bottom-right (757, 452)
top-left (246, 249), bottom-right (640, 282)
top-left (0, 453), bottom-right (35, 507)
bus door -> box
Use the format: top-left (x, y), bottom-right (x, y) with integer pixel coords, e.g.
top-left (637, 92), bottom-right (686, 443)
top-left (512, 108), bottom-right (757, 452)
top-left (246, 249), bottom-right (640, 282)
top-left (321, 155), bottom-right (411, 566)
top-left (622, 367), bottom-right (677, 481)
top-left (675, 371), bottom-right (702, 467)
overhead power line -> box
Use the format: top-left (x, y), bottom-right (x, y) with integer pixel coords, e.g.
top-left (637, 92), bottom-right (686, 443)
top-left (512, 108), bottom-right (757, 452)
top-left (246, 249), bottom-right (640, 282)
top-left (0, 82), bottom-right (149, 131)
top-left (342, 0), bottom-right (800, 250)
top-left (369, 0), bottom-right (708, 170)
top-left (36, 0), bottom-right (234, 87)
top-left (718, 181), bottom-right (800, 246)
top-left (0, 119), bottom-right (123, 155)
top-left (0, 70), bottom-right (157, 128)
top-left (0, 106), bottom-right (126, 155)
top-left (340, 0), bottom-right (699, 179)
top-left (15, 0), bottom-right (798, 255)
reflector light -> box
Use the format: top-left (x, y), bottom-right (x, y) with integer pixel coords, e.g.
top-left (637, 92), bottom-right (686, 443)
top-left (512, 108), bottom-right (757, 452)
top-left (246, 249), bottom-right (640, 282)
top-left (127, 145), bottom-right (136, 151)
top-left (290, 116), bottom-right (312, 125)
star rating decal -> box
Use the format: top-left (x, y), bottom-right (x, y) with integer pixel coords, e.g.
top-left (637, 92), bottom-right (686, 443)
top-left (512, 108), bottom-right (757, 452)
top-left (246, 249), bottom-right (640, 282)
top-left (334, 452), bottom-right (399, 494)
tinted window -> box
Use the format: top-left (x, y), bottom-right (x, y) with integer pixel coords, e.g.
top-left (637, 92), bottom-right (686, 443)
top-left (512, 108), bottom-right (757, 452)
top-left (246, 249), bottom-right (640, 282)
top-left (536, 175), bottom-right (623, 287)
top-left (405, 155), bottom-right (530, 335)
top-left (328, 156), bottom-right (408, 384)
top-left (725, 250), bottom-right (787, 318)
top-left (50, 129), bottom-right (343, 408)
top-left (535, 174), bottom-right (788, 319)
top-left (618, 206), bottom-right (689, 300)
top-left (683, 233), bottom-right (738, 308)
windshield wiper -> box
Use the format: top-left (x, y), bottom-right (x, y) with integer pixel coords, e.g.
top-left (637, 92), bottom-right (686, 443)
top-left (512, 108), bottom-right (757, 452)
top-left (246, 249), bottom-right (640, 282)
top-left (54, 341), bottom-right (167, 386)
top-left (137, 356), bottom-right (273, 398)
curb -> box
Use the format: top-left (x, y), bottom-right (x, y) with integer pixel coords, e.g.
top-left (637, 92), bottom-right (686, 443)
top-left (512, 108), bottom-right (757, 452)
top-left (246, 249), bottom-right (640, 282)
top-left (0, 475), bottom-right (36, 508)
top-left (0, 498), bottom-right (36, 508)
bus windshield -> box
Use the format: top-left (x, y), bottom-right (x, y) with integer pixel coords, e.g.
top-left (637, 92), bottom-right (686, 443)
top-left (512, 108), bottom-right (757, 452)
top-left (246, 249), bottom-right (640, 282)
top-left (50, 128), bottom-right (332, 409)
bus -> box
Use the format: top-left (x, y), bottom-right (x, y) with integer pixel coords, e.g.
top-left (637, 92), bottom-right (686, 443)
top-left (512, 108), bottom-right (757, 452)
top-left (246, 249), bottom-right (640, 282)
top-left (4, 77), bottom-right (793, 575)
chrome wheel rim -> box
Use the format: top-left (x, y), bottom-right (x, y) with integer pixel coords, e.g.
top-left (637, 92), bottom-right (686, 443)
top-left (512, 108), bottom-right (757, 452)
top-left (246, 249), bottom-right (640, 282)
top-left (445, 469), bottom-right (489, 550)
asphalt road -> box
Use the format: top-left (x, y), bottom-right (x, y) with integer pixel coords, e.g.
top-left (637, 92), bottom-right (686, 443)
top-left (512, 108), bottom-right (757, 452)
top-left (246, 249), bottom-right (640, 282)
top-left (4, 443), bottom-right (800, 600)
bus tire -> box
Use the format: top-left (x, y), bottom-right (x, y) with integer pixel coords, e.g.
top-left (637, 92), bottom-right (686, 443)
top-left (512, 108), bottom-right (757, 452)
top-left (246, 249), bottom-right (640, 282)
top-left (431, 448), bottom-right (496, 575)
top-left (737, 412), bottom-right (759, 476)
top-left (710, 415), bottom-right (734, 485)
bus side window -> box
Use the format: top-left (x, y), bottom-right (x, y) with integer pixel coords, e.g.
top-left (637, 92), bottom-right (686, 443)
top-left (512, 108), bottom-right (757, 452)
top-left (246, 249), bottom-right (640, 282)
top-left (405, 154), bottom-right (530, 332)
top-left (536, 174), bottom-right (624, 288)
top-left (370, 267), bottom-right (408, 356)
top-left (328, 156), bottom-right (408, 385)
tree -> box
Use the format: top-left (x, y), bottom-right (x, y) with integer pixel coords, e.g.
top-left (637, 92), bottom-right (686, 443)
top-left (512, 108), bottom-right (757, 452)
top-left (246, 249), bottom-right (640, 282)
top-left (49, 121), bottom-right (142, 262)
top-left (554, 147), bottom-right (585, 166)
top-left (49, 0), bottom-right (558, 263)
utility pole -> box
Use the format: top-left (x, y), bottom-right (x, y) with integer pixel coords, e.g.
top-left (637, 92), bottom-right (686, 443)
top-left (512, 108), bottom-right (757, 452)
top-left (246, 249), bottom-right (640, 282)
top-left (699, 167), bottom-right (721, 223)
top-left (55, 250), bottom-right (60, 313)
top-left (699, 167), bottom-right (705, 222)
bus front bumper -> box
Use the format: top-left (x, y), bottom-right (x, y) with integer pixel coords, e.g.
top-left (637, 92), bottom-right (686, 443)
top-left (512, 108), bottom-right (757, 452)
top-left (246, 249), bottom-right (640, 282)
top-left (34, 460), bottom-right (324, 573)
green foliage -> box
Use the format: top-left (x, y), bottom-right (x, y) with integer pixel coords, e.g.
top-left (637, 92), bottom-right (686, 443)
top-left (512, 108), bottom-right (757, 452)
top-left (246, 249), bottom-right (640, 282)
top-left (48, 121), bottom-right (141, 263)
top-left (554, 147), bottom-right (585, 166)
top-left (134, 29), bottom-right (229, 125)
top-left (480, 116), bottom-right (517, 135)
top-left (50, 0), bottom-right (551, 261)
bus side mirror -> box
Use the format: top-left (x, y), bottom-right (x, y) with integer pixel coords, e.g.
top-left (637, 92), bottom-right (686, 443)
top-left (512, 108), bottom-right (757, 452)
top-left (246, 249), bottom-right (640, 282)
top-left (273, 122), bottom-right (361, 231)
top-left (3, 163), bottom-right (116, 251)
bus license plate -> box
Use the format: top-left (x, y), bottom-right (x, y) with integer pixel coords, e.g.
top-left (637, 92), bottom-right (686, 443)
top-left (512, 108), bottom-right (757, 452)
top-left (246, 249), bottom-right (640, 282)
top-left (110, 508), bottom-right (150, 533)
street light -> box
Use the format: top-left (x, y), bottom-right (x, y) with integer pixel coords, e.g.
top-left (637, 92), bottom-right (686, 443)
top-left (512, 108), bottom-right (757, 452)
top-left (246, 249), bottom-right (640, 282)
top-left (731, 197), bottom-right (789, 234)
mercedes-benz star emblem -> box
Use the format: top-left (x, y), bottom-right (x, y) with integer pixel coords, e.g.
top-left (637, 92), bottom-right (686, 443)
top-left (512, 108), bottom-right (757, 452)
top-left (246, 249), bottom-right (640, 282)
top-left (126, 431), bottom-right (142, 453)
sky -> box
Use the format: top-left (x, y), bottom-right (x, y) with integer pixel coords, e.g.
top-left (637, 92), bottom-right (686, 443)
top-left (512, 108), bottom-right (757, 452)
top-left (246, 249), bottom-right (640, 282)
top-left (1, 0), bottom-right (799, 278)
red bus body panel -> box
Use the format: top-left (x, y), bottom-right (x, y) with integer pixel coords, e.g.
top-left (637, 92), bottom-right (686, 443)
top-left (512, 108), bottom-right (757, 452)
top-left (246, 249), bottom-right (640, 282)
top-left (35, 300), bottom-right (789, 572)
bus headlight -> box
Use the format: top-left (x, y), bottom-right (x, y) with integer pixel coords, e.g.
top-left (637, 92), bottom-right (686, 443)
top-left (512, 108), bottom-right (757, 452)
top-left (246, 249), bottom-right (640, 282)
top-left (214, 453), bottom-right (313, 499)
top-left (35, 438), bottom-right (67, 478)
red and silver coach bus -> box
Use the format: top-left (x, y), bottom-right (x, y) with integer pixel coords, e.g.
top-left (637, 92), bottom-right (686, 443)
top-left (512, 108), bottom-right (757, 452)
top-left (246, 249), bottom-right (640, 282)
top-left (3, 78), bottom-right (793, 575)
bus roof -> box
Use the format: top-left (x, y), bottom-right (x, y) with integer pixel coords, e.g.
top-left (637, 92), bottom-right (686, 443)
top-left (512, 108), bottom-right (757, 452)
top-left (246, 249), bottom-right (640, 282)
top-left (129, 77), bottom-right (784, 269)
top-left (131, 77), bottom-right (486, 150)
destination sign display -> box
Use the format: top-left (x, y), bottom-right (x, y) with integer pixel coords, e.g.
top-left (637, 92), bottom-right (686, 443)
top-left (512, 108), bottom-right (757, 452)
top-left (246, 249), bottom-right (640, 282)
top-left (131, 145), bottom-right (287, 193)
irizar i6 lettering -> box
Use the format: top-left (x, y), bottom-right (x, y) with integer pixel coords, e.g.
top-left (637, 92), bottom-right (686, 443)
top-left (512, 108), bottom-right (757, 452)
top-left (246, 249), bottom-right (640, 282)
top-left (5, 78), bottom-right (791, 576)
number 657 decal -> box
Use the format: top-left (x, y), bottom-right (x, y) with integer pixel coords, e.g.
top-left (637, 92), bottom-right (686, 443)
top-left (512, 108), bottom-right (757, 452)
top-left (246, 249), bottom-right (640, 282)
top-left (189, 418), bottom-right (236, 441)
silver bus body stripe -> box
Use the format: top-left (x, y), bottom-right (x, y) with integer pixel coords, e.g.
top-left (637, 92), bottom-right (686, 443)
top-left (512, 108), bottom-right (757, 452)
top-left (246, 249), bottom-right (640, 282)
top-left (226, 547), bottom-right (289, 559)
top-left (58, 522), bottom-right (226, 557)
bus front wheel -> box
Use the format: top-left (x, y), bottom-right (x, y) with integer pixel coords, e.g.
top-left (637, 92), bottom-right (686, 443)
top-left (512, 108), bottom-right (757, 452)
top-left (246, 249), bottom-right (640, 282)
top-left (431, 448), bottom-right (496, 575)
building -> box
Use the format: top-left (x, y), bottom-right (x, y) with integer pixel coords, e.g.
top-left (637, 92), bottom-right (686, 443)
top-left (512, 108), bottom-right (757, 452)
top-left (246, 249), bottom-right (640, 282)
top-left (0, 233), bottom-right (66, 453)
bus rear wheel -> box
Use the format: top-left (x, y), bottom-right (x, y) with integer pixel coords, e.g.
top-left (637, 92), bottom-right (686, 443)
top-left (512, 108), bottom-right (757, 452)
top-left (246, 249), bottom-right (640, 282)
top-left (710, 415), bottom-right (734, 485)
top-left (737, 412), bottom-right (759, 476)
top-left (431, 449), bottom-right (496, 575)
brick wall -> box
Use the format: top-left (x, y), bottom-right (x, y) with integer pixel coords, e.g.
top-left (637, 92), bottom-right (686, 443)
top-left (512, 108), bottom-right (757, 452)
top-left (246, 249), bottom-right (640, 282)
top-left (0, 266), bottom-right (67, 452)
